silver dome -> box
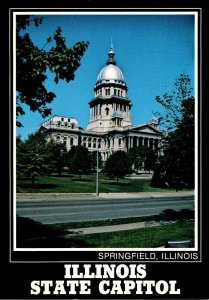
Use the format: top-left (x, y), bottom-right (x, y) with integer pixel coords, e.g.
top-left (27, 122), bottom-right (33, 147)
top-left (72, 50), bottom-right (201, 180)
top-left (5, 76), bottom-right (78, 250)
top-left (97, 64), bottom-right (125, 83)
top-left (148, 116), bottom-right (159, 124)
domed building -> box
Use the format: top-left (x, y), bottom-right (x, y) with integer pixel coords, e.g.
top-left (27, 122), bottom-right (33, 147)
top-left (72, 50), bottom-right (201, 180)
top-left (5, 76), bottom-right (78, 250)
top-left (87, 45), bottom-right (131, 132)
top-left (38, 45), bottom-right (163, 162)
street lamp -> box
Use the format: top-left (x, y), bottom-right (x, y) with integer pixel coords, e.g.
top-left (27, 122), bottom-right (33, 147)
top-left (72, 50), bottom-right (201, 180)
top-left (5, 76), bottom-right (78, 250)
top-left (96, 148), bottom-right (99, 197)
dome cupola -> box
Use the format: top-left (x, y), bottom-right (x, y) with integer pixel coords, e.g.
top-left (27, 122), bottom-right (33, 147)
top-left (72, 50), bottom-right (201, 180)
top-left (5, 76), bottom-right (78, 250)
top-left (148, 116), bottom-right (159, 128)
top-left (95, 45), bottom-right (127, 90)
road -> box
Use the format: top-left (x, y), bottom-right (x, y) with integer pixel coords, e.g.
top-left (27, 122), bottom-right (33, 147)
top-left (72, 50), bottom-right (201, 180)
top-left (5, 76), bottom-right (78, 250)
top-left (16, 195), bottom-right (194, 224)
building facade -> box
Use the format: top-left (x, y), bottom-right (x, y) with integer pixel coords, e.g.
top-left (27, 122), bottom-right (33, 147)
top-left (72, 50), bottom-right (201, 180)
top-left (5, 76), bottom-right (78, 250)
top-left (38, 46), bottom-right (163, 162)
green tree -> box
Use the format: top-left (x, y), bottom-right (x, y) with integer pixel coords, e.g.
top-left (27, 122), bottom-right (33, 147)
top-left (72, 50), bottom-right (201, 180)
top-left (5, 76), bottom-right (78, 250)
top-left (66, 146), bottom-right (91, 179)
top-left (144, 149), bottom-right (157, 173)
top-left (16, 15), bottom-right (89, 127)
top-left (162, 97), bottom-right (194, 188)
top-left (128, 146), bottom-right (148, 173)
top-left (16, 132), bottom-right (52, 185)
top-left (47, 141), bottom-right (67, 176)
top-left (105, 151), bottom-right (132, 183)
top-left (151, 74), bottom-right (195, 189)
top-left (16, 135), bottom-right (25, 178)
top-left (155, 74), bottom-right (193, 132)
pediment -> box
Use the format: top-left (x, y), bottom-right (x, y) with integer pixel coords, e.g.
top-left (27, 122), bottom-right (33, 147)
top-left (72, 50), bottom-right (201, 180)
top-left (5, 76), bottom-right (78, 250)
top-left (131, 124), bottom-right (162, 134)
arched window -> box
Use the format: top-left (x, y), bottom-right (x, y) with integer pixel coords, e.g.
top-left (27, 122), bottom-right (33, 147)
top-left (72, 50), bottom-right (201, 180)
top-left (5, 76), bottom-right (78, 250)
top-left (105, 107), bottom-right (109, 115)
top-left (88, 138), bottom-right (92, 148)
top-left (93, 138), bottom-right (97, 148)
top-left (83, 137), bottom-right (87, 147)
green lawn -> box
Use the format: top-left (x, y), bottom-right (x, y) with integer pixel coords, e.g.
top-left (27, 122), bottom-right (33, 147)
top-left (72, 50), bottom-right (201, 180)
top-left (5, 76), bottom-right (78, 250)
top-left (68, 220), bottom-right (194, 248)
top-left (17, 216), bottom-right (194, 248)
top-left (17, 173), bottom-right (177, 193)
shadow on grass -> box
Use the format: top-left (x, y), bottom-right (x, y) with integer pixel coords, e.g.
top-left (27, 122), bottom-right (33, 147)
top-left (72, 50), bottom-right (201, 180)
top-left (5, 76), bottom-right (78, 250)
top-left (16, 216), bottom-right (94, 248)
top-left (103, 181), bottom-right (131, 186)
top-left (17, 183), bottom-right (59, 189)
top-left (153, 209), bottom-right (194, 221)
top-left (50, 174), bottom-right (75, 178)
top-left (72, 178), bottom-right (93, 182)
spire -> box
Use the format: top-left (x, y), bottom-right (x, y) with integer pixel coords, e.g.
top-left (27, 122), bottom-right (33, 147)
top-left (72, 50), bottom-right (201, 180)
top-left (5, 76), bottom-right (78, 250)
top-left (111, 37), bottom-right (113, 50)
top-left (106, 39), bottom-right (116, 65)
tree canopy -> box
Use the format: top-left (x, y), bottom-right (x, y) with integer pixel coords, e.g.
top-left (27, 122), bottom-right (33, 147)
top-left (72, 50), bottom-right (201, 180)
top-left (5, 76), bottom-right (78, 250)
top-left (155, 74), bottom-right (193, 132)
top-left (16, 15), bottom-right (89, 127)
top-left (105, 151), bottom-right (132, 183)
top-left (151, 74), bottom-right (195, 189)
top-left (65, 146), bottom-right (92, 179)
top-left (16, 132), bottom-right (52, 184)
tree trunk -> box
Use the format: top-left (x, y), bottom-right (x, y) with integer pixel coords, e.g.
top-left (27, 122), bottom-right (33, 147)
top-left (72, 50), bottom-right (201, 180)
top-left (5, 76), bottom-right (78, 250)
top-left (32, 175), bottom-right (35, 186)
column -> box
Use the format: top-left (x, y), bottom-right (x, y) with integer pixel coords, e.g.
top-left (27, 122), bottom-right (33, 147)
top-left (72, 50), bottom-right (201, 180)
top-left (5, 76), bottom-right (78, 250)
top-left (128, 137), bottom-right (131, 150)
top-left (142, 138), bottom-right (144, 146)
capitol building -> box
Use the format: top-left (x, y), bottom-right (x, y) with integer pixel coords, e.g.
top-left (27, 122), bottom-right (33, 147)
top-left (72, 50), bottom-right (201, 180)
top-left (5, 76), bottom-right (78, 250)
top-left (38, 45), bottom-right (163, 162)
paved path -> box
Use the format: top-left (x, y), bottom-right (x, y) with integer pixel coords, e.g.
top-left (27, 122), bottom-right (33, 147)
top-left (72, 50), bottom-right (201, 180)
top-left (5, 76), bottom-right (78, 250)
top-left (66, 220), bottom-right (167, 236)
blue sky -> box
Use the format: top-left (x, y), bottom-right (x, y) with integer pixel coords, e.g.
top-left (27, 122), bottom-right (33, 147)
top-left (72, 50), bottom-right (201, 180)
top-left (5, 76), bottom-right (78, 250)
top-left (16, 13), bottom-right (195, 140)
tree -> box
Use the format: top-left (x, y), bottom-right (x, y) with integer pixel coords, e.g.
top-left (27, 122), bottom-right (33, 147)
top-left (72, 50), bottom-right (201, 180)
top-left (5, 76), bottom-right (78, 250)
top-left (47, 141), bottom-right (67, 176)
top-left (155, 74), bottom-right (193, 132)
top-left (105, 151), bottom-right (132, 183)
top-left (16, 132), bottom-right (52, 185)
top-left (66, 146), bottom-right (91, 179)
top-left (144, 149), bottom-right (157, 173)
top-left (128, 146), bottom-right (148, 173)
top-left (16, 16), bottom-right (89, 127)
top-left (161, 97), bottom-right (194, 188)
top-left (151, 74), bottom-right (195, 189)
top-left (16, 135), bottom-right (25, 178)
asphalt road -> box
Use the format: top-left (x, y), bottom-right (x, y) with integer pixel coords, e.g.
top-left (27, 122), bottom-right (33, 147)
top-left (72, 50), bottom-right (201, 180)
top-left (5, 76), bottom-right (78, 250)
top-left (16, 195), bottom-right (194, 224)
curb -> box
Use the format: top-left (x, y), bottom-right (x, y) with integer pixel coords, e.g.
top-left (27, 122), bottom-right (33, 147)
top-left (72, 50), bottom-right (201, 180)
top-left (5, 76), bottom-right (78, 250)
top-left (16, 191), bottom-right (194, 200)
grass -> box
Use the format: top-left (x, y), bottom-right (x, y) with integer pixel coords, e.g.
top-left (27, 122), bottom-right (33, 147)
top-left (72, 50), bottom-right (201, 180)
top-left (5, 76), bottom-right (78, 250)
top-left (17, 210), bottom-right (194, 248)
top-left (17, 173), bottom-right (177, 193)
top-left (69, 220), bottom-right (194, 248)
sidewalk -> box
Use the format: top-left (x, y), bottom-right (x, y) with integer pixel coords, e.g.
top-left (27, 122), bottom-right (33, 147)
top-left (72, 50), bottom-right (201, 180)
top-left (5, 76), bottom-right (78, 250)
top-left (66, 220), bottom-right (177, 236)
top-left (16, 191), bottom-right (194, 200)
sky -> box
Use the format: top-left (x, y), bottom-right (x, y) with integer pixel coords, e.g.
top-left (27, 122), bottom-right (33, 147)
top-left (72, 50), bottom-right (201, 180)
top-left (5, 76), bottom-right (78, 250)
top-left (15, 12), bottom-right (195, 140)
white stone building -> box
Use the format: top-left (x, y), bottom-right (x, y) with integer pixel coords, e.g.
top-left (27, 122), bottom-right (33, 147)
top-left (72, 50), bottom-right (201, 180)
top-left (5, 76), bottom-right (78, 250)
top-left (38, 46), bottom-right (163, 162)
